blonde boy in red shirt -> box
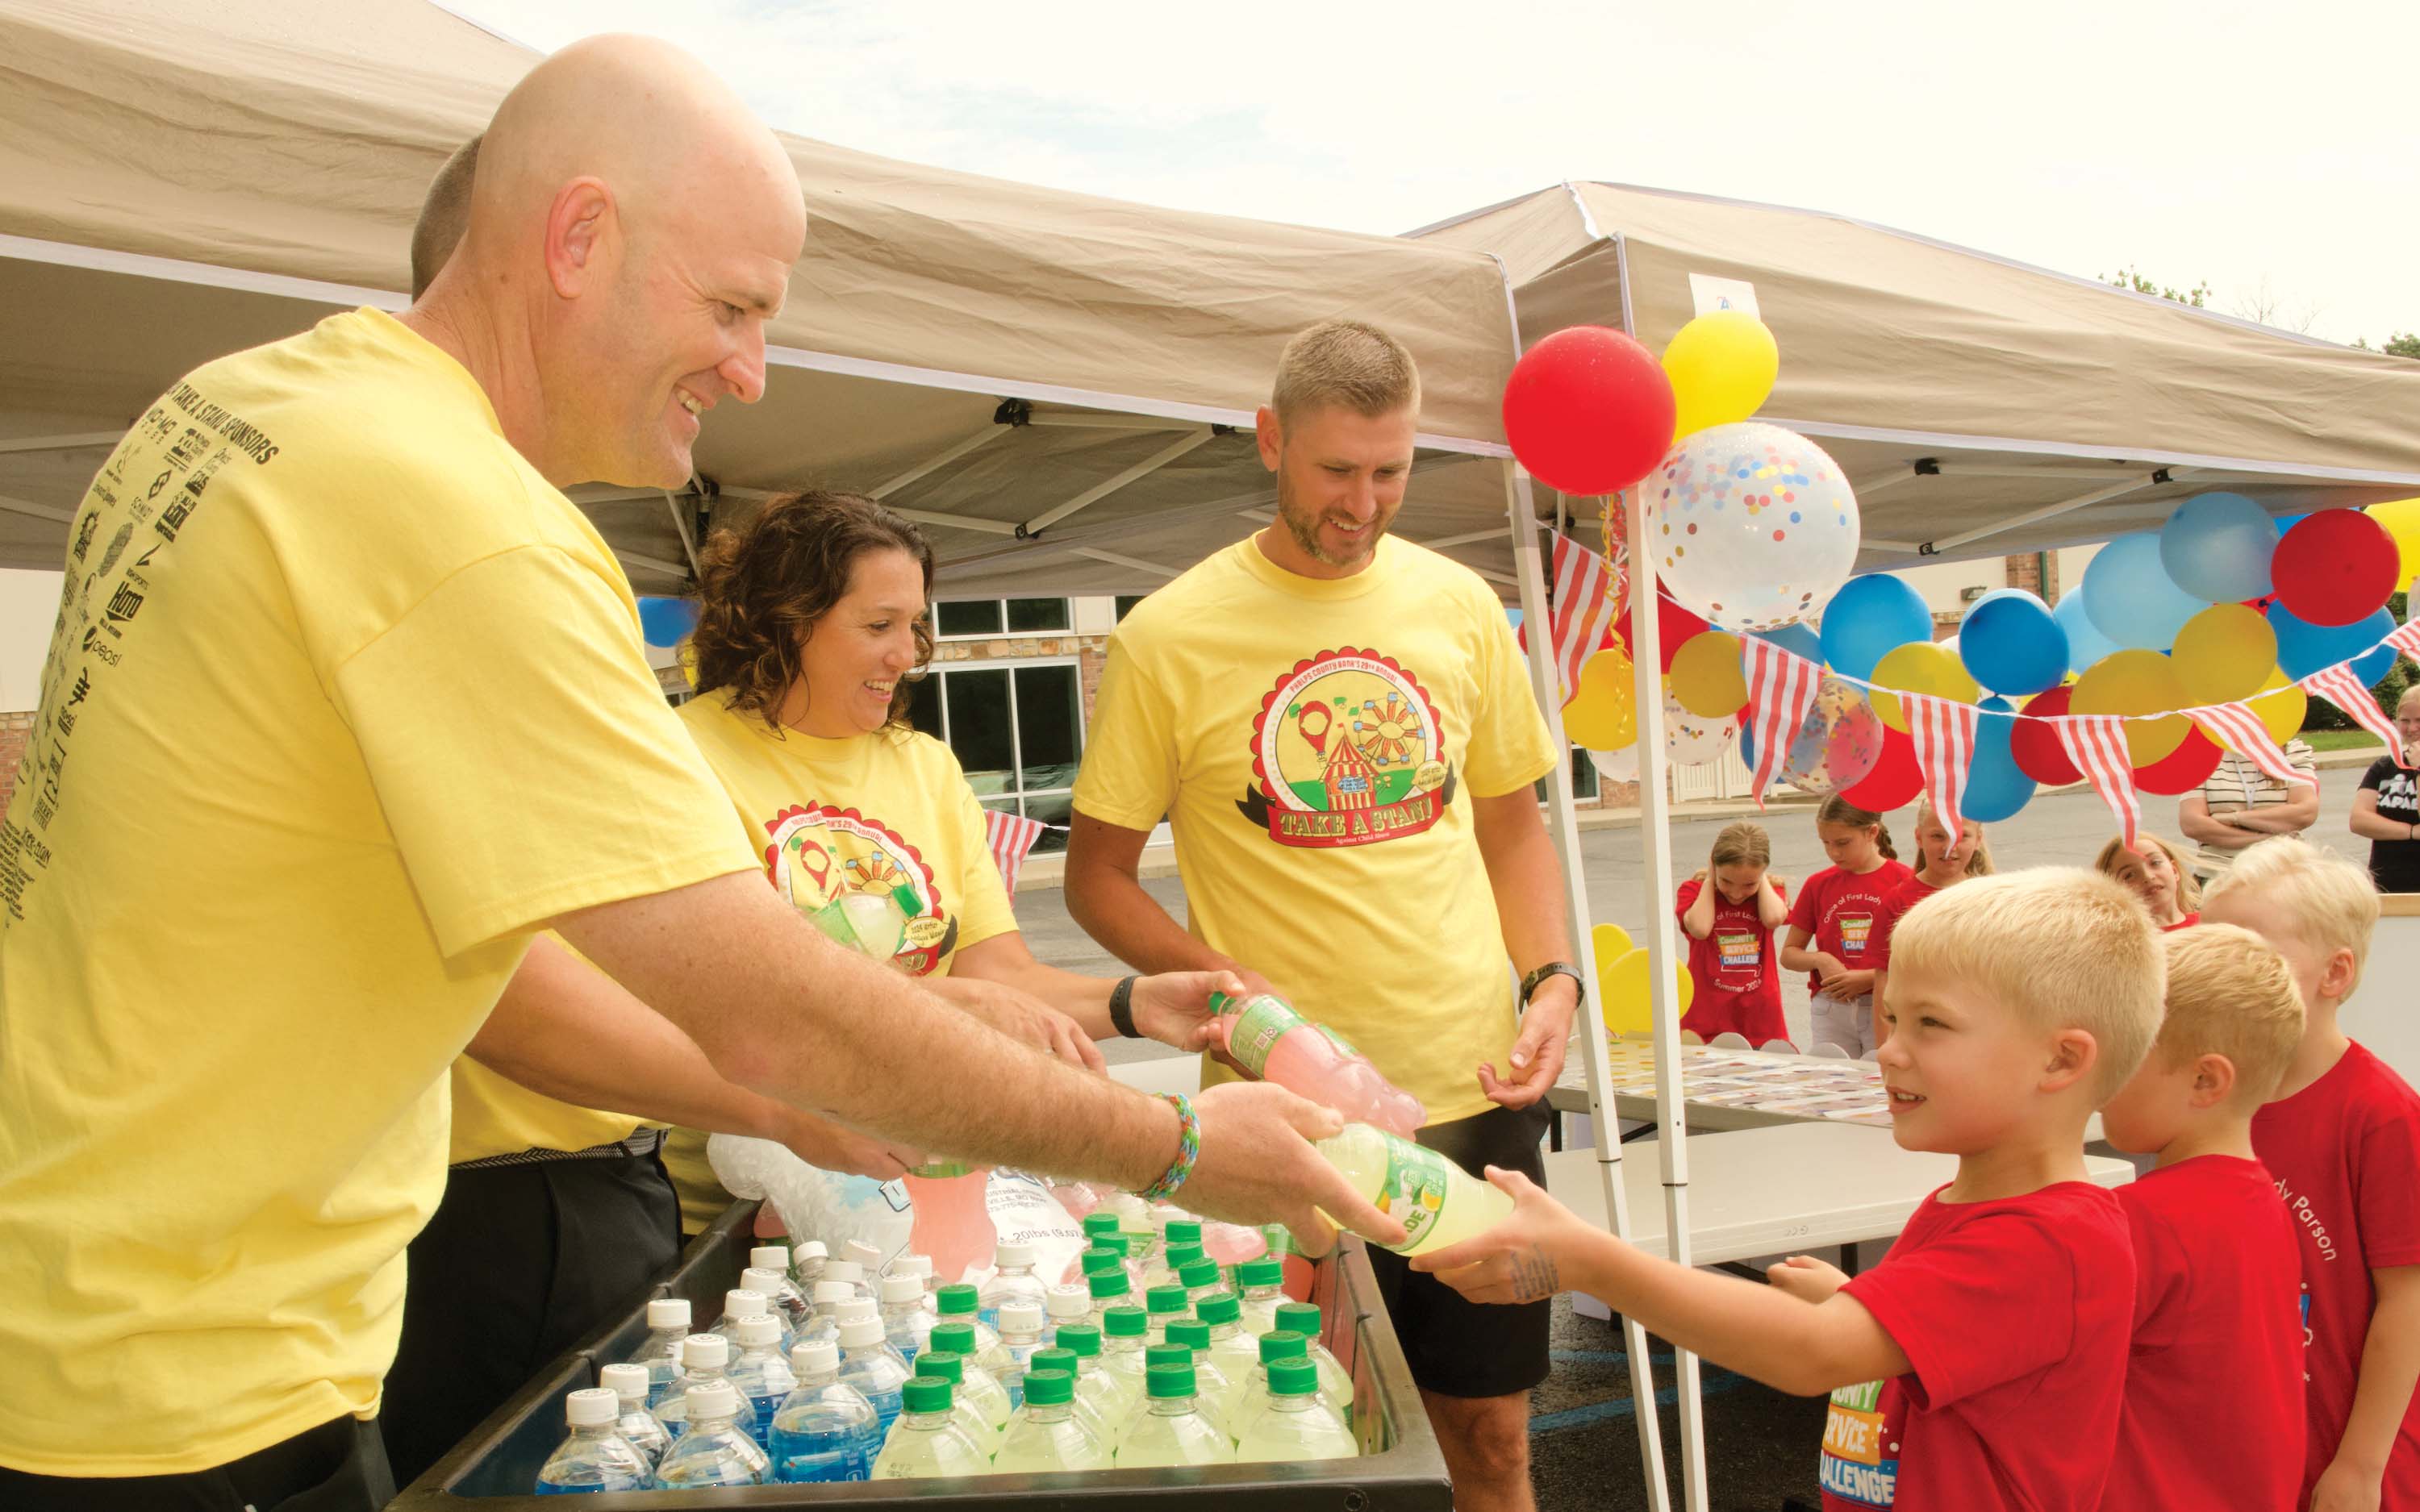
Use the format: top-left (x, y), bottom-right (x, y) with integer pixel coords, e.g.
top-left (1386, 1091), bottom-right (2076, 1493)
top-left (1416, 868), bottom-right (2162, 1510)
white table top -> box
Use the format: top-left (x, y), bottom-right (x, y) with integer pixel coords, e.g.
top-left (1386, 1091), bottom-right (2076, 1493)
top-left (1540, 1122), bottom-right (2134, 1267)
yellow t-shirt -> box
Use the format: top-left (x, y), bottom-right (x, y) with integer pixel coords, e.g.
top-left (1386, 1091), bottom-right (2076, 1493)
top-left (0, 309), bottom-right (757, 1475)
top-left (658, 694), bottom-right (1023, 1230)
top-left (1072, 535), bottom-right (1557, 1125)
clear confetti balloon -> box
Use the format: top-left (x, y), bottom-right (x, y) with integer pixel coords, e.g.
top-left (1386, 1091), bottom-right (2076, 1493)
top-left (1780, 678), bottom-right (1886, 798)
top-left (1663, 687), bottom-right (1738, 766)
top-left (1646, 422), bottom-right (1861, 632)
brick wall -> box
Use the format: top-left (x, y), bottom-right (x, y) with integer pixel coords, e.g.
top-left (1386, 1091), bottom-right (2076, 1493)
top-left (0, 710), bottom-right (32, 814)
top-left (2003, 552), bottom-right (2059, 602)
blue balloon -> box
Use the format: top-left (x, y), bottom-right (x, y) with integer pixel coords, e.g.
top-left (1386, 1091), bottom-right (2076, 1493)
top-left (1818, 574), bottom-right (1932, 681)
top-left (2159, 492), bottom-right (2276, 602)
top-left (637, 595), bottom-right (700, 648)
top-left (1962, 696), bottom-right (2036, 823)
top-left (1959, 589), bottom-right (2067, 696)
top-left (2351, 643), bottom-right (2398, 687)
top-left (2052, 591), bottom-right (2121, 676)
top-left (1754, 623), bottom-right (1823, 662)
top-left (2270, 602), bottom-right (2393, 681)
top-left (2081, 532), bottom-right (2209, 650)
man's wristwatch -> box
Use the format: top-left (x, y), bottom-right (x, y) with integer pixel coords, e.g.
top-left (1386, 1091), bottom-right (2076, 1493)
top-left (1108, 976), bottom-right (1144, 1039)
top-left (1520, 961), bottom-right (1585, 1009)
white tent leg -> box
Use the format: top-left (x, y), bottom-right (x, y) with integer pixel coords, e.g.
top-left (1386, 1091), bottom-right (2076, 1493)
top-left (1503, 460), bottom-right (1672, 1512)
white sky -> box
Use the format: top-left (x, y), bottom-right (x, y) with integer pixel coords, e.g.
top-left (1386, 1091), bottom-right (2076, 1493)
top-left (450, 0), bottom-right (2419, 348)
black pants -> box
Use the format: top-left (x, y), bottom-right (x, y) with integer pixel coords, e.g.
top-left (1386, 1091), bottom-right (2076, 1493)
top-left (0, 1416), bottom-right (394, 1512)
top-left (379, 1150), bottom-right (681, 1490)
top-left (1365, 1102), bottom-right (1555, 1399)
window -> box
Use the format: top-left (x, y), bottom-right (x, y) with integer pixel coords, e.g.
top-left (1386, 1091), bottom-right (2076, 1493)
top-left (934, 598), bottom-right (1071, 638)
top-left (1534, 746), bottom-right (1599, 804)
top-left (907, 659), bottom-right (1084, 854)
top-left (1114, 594), bottom-right (1148, 621)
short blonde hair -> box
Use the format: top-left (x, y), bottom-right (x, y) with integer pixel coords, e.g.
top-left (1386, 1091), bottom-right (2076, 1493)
top-left (2155, 923), bottom-right (2305, 1108)
top-left (2204, 836), bottom-right (2381, 996)
top-left (2094, 832), bottom-right (2202, 914)
top-left (1889, 868), bottom-right (2163, 1102)
top-left (1271, 319), bottom-right (1421, 428)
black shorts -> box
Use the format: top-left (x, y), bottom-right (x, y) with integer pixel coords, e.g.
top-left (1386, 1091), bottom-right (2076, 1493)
top-left (0, 1415), bottom-right (392, 1512)
top-left (1365, 1102), bottom-right (1554, 1400)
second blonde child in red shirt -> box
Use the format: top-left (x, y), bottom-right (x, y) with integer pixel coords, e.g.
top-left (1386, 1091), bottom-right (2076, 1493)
top-left (1783, 797), bottom-right (1913, 1058)
top-left (2097, 831), bottom-right (2201, 931)
top-left (1867, 801), bottom-right (1991, 1051)
top-left (1675, 820), bottom-right (1791, 1047)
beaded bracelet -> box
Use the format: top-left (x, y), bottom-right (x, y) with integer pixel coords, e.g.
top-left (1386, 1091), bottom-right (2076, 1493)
top-left (1136, 1091), bottom-right (1200, 1202)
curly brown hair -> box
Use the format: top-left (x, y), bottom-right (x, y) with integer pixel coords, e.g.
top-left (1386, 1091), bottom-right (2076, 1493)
top-left (688, 489), bottom-right (934, 733)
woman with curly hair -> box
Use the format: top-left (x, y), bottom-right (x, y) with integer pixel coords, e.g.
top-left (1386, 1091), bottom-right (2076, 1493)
top-left (659, 489), bottom-right (1241, 1232)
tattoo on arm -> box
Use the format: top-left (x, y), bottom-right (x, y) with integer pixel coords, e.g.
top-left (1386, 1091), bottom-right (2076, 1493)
top-left (1507, 1245), bottom-right (1561, 1303)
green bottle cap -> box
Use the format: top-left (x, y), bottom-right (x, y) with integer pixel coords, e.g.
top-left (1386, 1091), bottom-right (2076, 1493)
top-left (935, 1283), bottom-right (980, 1317)
top-left (928, 1322), bottom-right (977, 1356)
top-left (1052, 1325), bottom-right (1100, 1359)
top-left (1166, 1319), bottom-right (1212, 1352)
top-left (1083, 1212), bottom-right (1120, 1236)
top-left (1164, 1219), bottom-right (1204, 1247)
top-left (1177, 1259), bottom-right (1221, 1291)
top-left (1087, 1271), bottom-right (1130, 1302)
top-left (1238, 1257), bottom-right (1286, 1289)
top-left (1094, 1233), bottom-right (1132, 1257)
top-left (1145, 1285), bottom-right (1190, 1315)
top-left (1145, 1362), bottom-right (1197, 1400)
top-left (1021, 1368), bottom-right (1075, 1406)
top-left (1268, 1359), bottom-right (1321, 1397)
top-left (1274, 1301), bottom-right (1321, 1338)
top-left (901, 1377), bottom-right (951, 1414)
top-left (1259, 1329), bottom-right (1310, 1365)
top-left (1031, 1346), bottom-right (1081, 1374)
top-left (1196, 1293), bottom-right (1241, 1327)
top-left (1102, 1305), bottom-right (1148, 1339)
top-left (1145, 1342), bottom-right (1191, 1372)
top-left (913, 1350), bottom-right (965, 1384)
top-left (1080, 1248), bottom-right (1123, 1277)
top-left (1164, 1243), bottom-right (1207, 1272)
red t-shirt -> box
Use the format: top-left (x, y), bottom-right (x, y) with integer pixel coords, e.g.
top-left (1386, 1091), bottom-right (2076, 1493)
top-left (2099, 1155), bottom-right (2306, 1511)
top-left (1820, 1181), bottom-right (2133, 1511)
top-left (2251, 1041), bottom-right (2420, 1508)
top-left (1867, 876), bottom-right (1940, 976)
top-left (2161, 912), bottom-right (2201, 932)
top-left (1674, 876), bottom-right (1788, 1046)
top-left (1788, 860), bottom-right (1914, 993)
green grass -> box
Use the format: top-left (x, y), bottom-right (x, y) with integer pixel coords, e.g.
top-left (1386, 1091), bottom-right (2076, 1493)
top-left (2301, 728), bottom-right (2385, 752)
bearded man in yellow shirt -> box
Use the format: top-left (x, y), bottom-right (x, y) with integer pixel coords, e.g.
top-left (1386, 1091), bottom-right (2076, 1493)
top-left (1067, 319), bottom-right (1582, 1512)
top-left (0, 38), bottom-right (1393, 1512)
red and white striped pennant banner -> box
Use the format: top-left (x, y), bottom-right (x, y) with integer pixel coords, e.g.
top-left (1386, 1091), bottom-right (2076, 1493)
top-left (1738, 639), bottom-right (1821, 807)
top-left (1546, 530), bottom-right (1620, 706)
top-left (1901, 693), bottom-right (1980, 835)
top-left (2054, 714), bottom-right (2143, 851)
top-left (2183, 704), bottom-right (2317, 789)
top-left (984, 809), bottom-right (1049, 900)
top-left (2300, 664), bottom-right (2412, 771)
top-left (2386, 617), bottom-right (2420, 663)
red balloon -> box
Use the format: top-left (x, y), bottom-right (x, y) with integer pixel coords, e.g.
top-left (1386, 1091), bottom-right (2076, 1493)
top-left (1838, 724), bottom-right (1922, 812)
top-left (1614, 590), bottom-right (1709, 673)
top-left (2010, 685), bottom-right (2084, 786)
top-left (2133, 725), bottom-right (2223, 795)
top-left (2272, 509), bottom-right (2398, 627)
top-left (1502, 326), bottom-right (1678, 496)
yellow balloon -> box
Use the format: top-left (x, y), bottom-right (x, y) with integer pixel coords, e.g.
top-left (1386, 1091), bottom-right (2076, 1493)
top-left (1590, 923), bottom-right (1635, 985)
top-left (2071, 648), bottom-right (2189, 764)
top-left (2366, 498), bottom-right (2420, 590)
top-left (1869, 641), bottom-right (1980, 732)
top-left (1599, 945), bottom-right (1693, 1038)
top-left (1668, 631), bottom-right (1748, 718)
top-left (2172, 602), bottom-right (2278, 706)
top-left (2238, 666), bottom-right (2309, 750)
top-left (1662, 310), bottom-right (1780, 440)
top-left (1563, 647), bottom-right (1638, 750)
top-left (678, 640), bottom-right (700, 689)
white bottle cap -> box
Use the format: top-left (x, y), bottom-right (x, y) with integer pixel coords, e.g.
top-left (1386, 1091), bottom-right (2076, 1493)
top-left (837, 1298), bottom-right (878, 1324)
top-left (566, 1386), bottom-right (620, 1427)
top-left (791, 1339), bottom-right (841, 1376)
top-left (879, 1272), bottom-right (927, 1304)
top-left (646, 1297), bottom-right (692, 1331)
top-left (741, 1268), bottom-right (790, 1297)
top-left (822, 1260), bottom-right (865, 1285)
top-left (749, 1245), bottom-right (791, 1272)
top-left (843, 1241), bottom-right (883, 1268)
top-left (838, 1317), bottom-right (885, 1348)
top-left (723, 1288), bottom-right (770, 1319)
top-left (735, 1314), bottom-right (782, 1347)
top-left (598, 1363), bottom-right (650, 1402)
top-left (999, 1302), bottom-right (1043, 1334)
top-left (794, 1240), bottom-right (828, 1263)
top-left (893, 1253), bottom-right (934, 1278)
top-left (681, 1333), bottom-right (729, 1369)
top-left (994, 1241), bottom-right (1036, 1268)
top-left (1044, 1284), bottom-right (1091, 1319)
top-left (686, 1380), bottom-right (738, 1420)
top-left (812, 1281), bottom-right (857, 1306)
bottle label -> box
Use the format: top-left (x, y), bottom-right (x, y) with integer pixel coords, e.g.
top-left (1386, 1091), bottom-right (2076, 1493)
top-left (1263, 1223), bottom-right (1307, 1259)
top-left (1377, 1135), bottom-right (1454, 1248)
top-left (1226, 996), bottom-right (1307, 1078)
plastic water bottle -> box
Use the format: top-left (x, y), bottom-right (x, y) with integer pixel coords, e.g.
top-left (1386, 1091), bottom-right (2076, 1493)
top-left (653, 1380), bottom-right (771, 1488)
top-left (878, 1272), bottom-right (937, 1364)
top-left (1211, 989), bottom-right (1425, 1135)
top-left (533, 1387), bottom-right (651, 1493)
top-left (1274, 1302), bottom-right (1354, 1427)
top-left (843, 1239), bottom-right (886, 1272)
top-left (1043, 1283), bottom-right (1092, 1346)
top-left (1163, 1218), bottom-right (1204, 1256)
top-left (1114, 1363), bottom-right (1232, 1468)
top-left (978, 1300), bottom-right (1046, 1408)
top-left (1143, 1285), bottom-right (1191, 1346)
top-left (624, 1297), bottom-right (694, 1409)
top-left (989, 1367), bottom-right (1110, 1473)
top-left (911, 1351), bottom-right (1001, 1456)
top-left (1081, 1210), bottom-right (1121, 1247)
top-left (1087, 1268), bottom-right (1134, 1329)
top-left (657, 1334), bottom-right (755, 1444)
top-left (713, 1287), bottom-right (793, 1356)
top-left (798, 1281), bottom-right (854, 1348)
top-left (836, 1315), bottom-right (913, 1442)
top-left (892, 1252), bottom-right (937, 1299)
top-left (725, 1315), bottom-right (795, 1451)
top-left (1225, 1329), bottom-right (1313, 1444)
top-left (1263, 1224), bottom-right (1316, 1302)
top-left (1099, 1306), bottom-right (1151, 1410)
top-left (769, 1339), bottom-right (877, 1484)
top-left (871, 1376), bottom-right (990, 1480)
top-left (821, 1258), bottom-right (874, 1302)
top-left (1044, 1326), bottom-right (1133, 1448)
top-left (926, 1323), bottom-right (1012, 1437)
top-left (933, 1283), bottom-right (999, 1356)
top-left (1316, 1122), bottom-right (1510, 1256)
top-left (1194, 1293), bottom-right (1265, 1406)
top-left (595, 1364), bottom-right (670, 1471)
top-left (749, 1248), bottom-right (815, 1330)
top-left (741, 1267), bottom-right (808, 1342)
top-left (1162, 1322), bottom-right (1234, 1436)
top-left (1236, 1359), bottom-right (1356, 1463)
top-left (790, 1239), bottom-right (829, 1291)
top-left (1026, 1345), bottom-right (1116, 1450)
top-left (978, 1240), bottom-right (1049, 1327)
top-left (1202, 1218), bottom-right (1271, 1270)
top-left (903, 1160), bottom-right (996, 1286)
top-left (1145, 1336), bottom-right (1229, 1439)
top-left (1176, 1256), bottom-right (1226, 1307)
top-left (1233, 1257), bottom-right (1289, 1334)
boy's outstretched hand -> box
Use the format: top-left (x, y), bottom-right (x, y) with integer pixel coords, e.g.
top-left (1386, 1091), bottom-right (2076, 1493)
top-left (1764, 1253), bottom-right (1852, 1304)
top-left (1408, 1165), bottom-right (1593, 1305)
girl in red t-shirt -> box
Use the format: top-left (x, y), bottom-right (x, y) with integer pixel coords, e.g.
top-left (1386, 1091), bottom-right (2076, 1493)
top-left (1675, 821), bottom-right (1792, 1047)
top-left (1781, 797), bottom-right (1912, 1059)
top-left (1869, 802), bottom-right (1995, 1048)
top-left (2096, 832), bottom-right (2201, 931)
